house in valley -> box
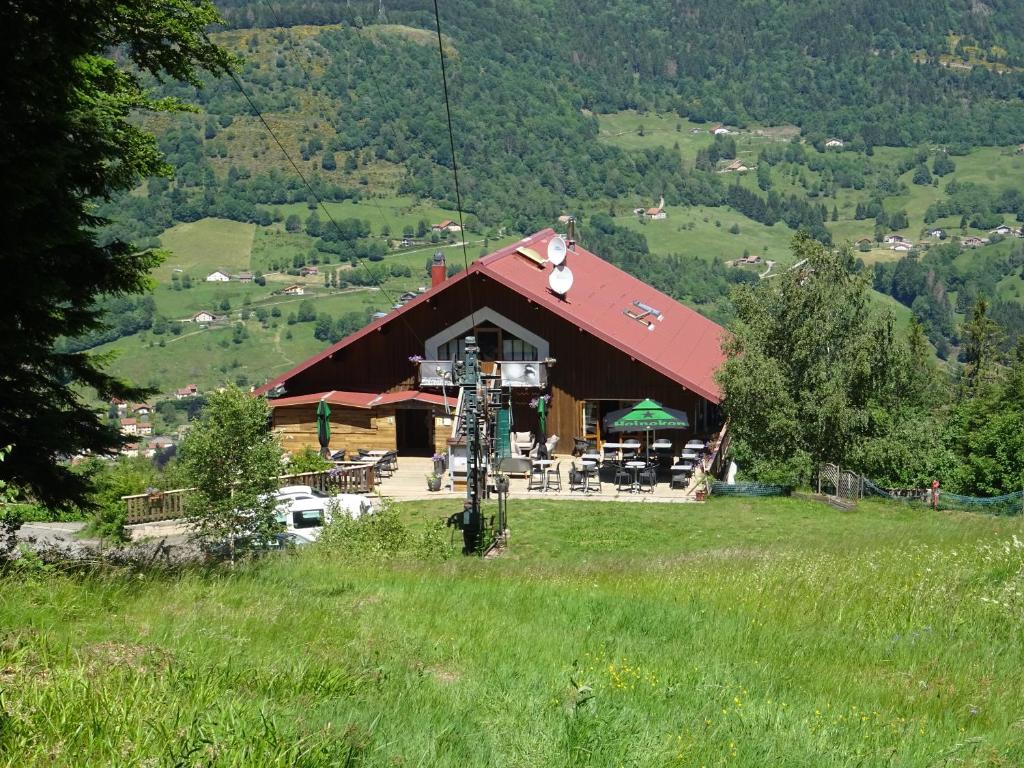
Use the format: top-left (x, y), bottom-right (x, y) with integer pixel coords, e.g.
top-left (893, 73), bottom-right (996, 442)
top-left (281, 284), bottom-right (305, 296)
top-left (299, 265), bottom-right (319, 277)
top-left (205, 270), bottom-right (230, 282)
top-left (825, 138), bottom-right (844, 149)
top-left (119, 418), bottom-right (138, 436)
top-left (432, 219), bottom-right (462, 233)
top-left (188, 310), bottom-right (219, 324)
top-left (721, 158), bottom-right (749, 173)
top-left (237, 271), bottom-right (254, 283)
top-left (255, 230), bottom-right (728, 458)
top-left (176, 383), bottom-right (199, 399)
top-left (709, 124), bottom-right (731, 135)
top-left (961, 236), bottom-right (986, 248)
top-left (990, 225), bottom-right (1014, 237)
top-left (643, 196), bottom-right (667, 220)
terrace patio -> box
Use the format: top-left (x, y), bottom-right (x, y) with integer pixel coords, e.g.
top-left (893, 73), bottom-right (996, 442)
top-left (372, 455), bottom-right (708, 503)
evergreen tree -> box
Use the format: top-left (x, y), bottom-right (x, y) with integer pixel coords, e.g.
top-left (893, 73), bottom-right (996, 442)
top-left (0, 0), bottom-right (229, 508)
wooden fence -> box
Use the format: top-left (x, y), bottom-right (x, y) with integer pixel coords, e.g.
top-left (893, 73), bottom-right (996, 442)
top-left (122, 462), bottom-right (376, 525)
top-left (705, 423), bottom-right (731, 480)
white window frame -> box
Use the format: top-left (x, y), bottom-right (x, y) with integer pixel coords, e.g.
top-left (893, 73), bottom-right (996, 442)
top-left (425, 307), bottom-right (549, 361)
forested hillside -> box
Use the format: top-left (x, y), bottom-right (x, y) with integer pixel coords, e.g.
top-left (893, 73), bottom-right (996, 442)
top-left (83, 0), bottom-right (1024, 393)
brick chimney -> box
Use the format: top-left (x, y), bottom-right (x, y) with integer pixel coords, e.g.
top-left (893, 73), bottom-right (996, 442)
top-left (431, 250), bottom-right (446, 288)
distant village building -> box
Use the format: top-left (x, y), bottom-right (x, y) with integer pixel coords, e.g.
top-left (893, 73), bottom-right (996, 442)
top-left (721, 158), bottom-right (749, 173)
top-left (927, 228), bottom-right (946, 239)
top-left (299, 265), bottom-right (318, 277)
top-left (131, 403), bottom-right (152, 418)
top-left (709, 124), bottom-right (731, 135)
top-left (236, 271), bottom-right (254, 283)
top-left (176, 383), bottom-right (199, 399)
top-left (431, 220), bottom-right (462, 233)
top-left (119, 417), bottom-right (138, 436)
top-left (883, 234), bottom-right (911, 246)
top-left (189, 310), bottom-right (218, 324)
top-left (205, 270), bottom-right (230, 282)
top-left (990, 225), bottom-right (1014, 236)
top-left (961, 236), bottom-right (986, 248)
top-left (825, 138), bottom-right (844, 149)
top-left (110, 397), bottom-right (128, 415)
top-left (557, 214), bottom-right (573, 224)
top-left (643, 196), bottom-right (667, 220)
top-left (855, 237), bottom-right (873, 247)
top-left (281, 284), bottom-right (305, 296)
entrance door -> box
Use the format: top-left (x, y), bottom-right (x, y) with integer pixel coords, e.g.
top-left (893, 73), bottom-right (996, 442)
top-left (395, 408), bottom-right (434, 456)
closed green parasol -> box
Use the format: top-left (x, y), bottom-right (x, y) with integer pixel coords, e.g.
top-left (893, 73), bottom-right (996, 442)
top-left (316, 399), bottom-right (331, 457)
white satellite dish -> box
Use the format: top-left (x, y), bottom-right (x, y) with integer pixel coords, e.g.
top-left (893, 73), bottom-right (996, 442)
top-left (548, 264), bottom-right (574, 296)
top-left (547, 236), bottom-right (567, 266)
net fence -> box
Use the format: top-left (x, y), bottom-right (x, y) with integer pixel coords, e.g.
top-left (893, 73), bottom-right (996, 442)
top-left (709, 480), bottom-right (788, 497)
top-left (862, 478), bottom-right (1023, 516)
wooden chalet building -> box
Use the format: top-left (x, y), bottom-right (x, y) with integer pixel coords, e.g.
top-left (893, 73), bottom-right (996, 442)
top-left (255, 230), bottom-right (727, 457)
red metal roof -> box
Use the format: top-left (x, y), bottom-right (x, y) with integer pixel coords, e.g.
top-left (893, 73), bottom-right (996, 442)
top-left (255, 229), bottom-right (727, 403)
top-left (475, 230), bottom-right (726, 402)
top-left (266, 390), bottom-right (455, 410)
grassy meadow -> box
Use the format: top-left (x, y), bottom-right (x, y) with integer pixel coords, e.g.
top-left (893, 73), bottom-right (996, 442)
top-left (3, 496), bottom-right (1024, 766)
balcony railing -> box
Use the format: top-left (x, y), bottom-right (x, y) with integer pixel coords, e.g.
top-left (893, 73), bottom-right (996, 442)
top-left (417, 360), bottom-right (547, 388)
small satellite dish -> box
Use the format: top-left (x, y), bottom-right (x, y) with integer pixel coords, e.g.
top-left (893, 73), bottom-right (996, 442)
top-left (548, 264), bottom-right (574, 296)
top-left (547, 236), bottom-right (567, 266)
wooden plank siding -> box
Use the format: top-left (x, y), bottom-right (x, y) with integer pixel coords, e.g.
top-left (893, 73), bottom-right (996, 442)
top-left (273, 403), bottom-right (452, 457)
top-left (276, 274), bottom-right (713, 452)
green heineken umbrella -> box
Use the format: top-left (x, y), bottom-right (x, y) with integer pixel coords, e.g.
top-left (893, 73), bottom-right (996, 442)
top-left (603, 398), bottom-right (689, 433)
top-left (316, 399), bottom-right (331, 457)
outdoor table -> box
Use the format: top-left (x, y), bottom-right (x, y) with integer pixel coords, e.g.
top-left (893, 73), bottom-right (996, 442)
top-left (625, 460), bottom-right (646, 493)
top-left (366, 450), bottom-right (388, 457)
top-left (602, 442), bottom-right (630, 461)
top-left (679, 449), bottom-right (700, 461)
top-left (684, 440), bottom-right (706, 451)
top-left (581, 453), bottom-right (602, 463)
top-left (532, 459), bottom-right (554, 491)
top-left (652, 440), bottom-right (672, 450)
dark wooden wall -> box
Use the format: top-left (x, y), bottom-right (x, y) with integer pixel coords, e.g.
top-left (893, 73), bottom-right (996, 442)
top-left (282, 274), bottom-right (711, 448)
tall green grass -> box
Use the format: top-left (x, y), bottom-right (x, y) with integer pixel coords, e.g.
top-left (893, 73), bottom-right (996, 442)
top-left (2, 497), bottom-right (1023, 766)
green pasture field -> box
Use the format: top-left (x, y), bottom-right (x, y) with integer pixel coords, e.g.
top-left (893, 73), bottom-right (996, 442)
top-left (156, 218), bottom-right (255, 281)
top-left (94, 318), bottom-right (327, 393)
top-left (265, 195), bottom-right (463, 239)
top-left (3, 495), bottom-right (1024, 766)
top-left (615, 205), bottom-right (800, 265)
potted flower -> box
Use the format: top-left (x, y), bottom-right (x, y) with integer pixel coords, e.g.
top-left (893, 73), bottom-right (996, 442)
top-left (431, 452), bottom-right (446, 476)
top-left (426, 472), bottom-right (443, 492)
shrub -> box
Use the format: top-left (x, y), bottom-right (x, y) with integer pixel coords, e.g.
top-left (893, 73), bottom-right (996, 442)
top-left (317, 500), bottom-right (453, 562)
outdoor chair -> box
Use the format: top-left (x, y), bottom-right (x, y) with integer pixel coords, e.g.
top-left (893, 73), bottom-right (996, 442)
top-left (375, 456), bottom-right (392, 479)
top-left (583, 462), bottom-right (602, 493)
top-left (614, 464), bottom-right (632, 491)
top-left (384, 450), bottom-right (398, 471)
top-left (670, 466), bottom-right (690, 490)
top-left (572, 437), bottom-right (590, 457)
top-left (527, 463), bottom-right (545, 492)
top-left (545, 461), bottom-right (562, 492)
top-left (330, 449), bottom-right (347, 461)
top-left (511, 431), bottom-right (534, 456)
top-left (638, 465), bottom-right (657, 493)
top-left (568, 462), bottom-right (586, 492)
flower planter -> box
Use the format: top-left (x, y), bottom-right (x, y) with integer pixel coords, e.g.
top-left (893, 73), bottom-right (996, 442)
top-left (427, 477), bottom-right (443, 492)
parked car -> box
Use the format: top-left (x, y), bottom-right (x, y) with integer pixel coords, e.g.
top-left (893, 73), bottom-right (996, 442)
top-left (273, 485), bottom-right (373, 543)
